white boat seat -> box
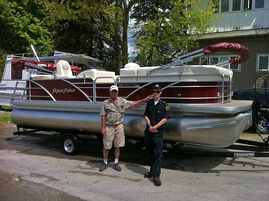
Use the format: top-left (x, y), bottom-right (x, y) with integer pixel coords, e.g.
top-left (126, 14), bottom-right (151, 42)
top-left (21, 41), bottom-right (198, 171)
top-left (119, 64), bottom-right (233, 82)
top-left (56, 60), bottom-right (75, 78)
top-left (120, 63), bottom-right (140, 82)
top-left (77, 69), bottom-right (115, 83)
top-left (137, 65), bottom-right (232, 81)
top-left (31, 74), bottom-right (54, 79)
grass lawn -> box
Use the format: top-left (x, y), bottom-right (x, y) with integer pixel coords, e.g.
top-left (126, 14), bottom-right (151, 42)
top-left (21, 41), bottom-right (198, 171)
top-left (0, 106), bottom-right (13, 123)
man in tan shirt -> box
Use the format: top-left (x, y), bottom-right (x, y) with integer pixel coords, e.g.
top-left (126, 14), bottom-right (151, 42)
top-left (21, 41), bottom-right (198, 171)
top-left (99, 85), bottom-right (151, 172)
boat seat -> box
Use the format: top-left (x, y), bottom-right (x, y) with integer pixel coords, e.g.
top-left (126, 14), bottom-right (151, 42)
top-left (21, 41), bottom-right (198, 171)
top-left (119, 63), bottom-right (140, 82)
top-left (136, 65), bottom-right (233, 81)
top-left (56, 60), bottom-right (75, 78)
top-left (31, 74), bottom-right (54, 79)
top-left (77, 69), bottom-right (115, 83)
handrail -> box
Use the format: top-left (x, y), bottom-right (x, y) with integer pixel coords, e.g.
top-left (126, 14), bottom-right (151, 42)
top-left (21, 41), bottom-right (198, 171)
top-left (10, 81), bottom-right (19, 107)
top-left (93, 77), bottom-right (116, 102)
top-left (145, 42), bottom-right (250, 75)
top-left (25, 62), bottom-right (56, 78)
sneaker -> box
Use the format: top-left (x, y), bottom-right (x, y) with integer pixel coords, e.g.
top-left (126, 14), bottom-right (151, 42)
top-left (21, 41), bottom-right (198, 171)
top-left (113, 163), bottom-right (121, 171)
top-left (99, 163), bottom-right (107, 172)
top-left (144, 171), bottom-right (153, 178)
top-left (154, 177), bottom-right (162, 186)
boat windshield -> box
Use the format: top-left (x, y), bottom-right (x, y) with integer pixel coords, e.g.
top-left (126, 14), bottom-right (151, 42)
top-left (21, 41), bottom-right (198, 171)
top-left (78, 60), bottom-right (105, 73)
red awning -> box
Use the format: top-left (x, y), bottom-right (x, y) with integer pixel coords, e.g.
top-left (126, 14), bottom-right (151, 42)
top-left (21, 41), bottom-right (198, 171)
top-left (203, 42), bottom-right (251, 65)
top-left (12, 59), bottom-right (81, 73)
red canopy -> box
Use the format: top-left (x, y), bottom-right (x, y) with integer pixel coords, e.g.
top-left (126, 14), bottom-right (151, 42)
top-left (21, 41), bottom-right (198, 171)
top-left (12, 59), bottom-right (81, 73)
top-left (203, 42), bottom-right (251, 65)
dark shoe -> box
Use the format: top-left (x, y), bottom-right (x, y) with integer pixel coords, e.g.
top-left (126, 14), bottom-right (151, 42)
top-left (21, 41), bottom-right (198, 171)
top-left (113, 163), bottom-right (121, 171)
top-left (99, 163), bottom-right (107, 172)
top-left (144, 172), bottom-right (153, 178)
top-left (154, 177), bottom-right (162, 186)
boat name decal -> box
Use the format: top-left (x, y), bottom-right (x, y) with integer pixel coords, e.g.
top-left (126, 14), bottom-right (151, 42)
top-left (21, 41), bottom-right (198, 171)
top-left (118, 83), bottom-right (139, 87)
top-left (52, 88), bottom-right (76, 94)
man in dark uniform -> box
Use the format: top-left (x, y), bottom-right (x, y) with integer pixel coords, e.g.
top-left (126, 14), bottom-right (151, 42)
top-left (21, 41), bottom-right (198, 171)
top-left (144, 84), bottom-right (170, 186)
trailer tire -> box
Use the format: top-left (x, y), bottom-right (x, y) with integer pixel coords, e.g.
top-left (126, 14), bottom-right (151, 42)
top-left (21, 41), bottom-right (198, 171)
top-left (255, 119), bottom-right (269, 134)
top-left (62, 136), bottom-right (79, 155)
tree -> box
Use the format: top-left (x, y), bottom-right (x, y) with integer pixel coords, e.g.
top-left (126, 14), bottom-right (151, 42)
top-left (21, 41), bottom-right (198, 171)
top-left (0, 0), bottom-right (53, 53)
top-left (42, 0), bottom-right (124, 72)
top-left (119, 0), bottom-right (138, 65)
top-left (0, 49), bottom-right (7, 79)
top-left (131, 0), bottom-right (219, 66)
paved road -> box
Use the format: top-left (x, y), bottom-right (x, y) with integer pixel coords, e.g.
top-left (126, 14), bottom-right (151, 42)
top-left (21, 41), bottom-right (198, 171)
top-left (0, 124), bottom-right (269, 201)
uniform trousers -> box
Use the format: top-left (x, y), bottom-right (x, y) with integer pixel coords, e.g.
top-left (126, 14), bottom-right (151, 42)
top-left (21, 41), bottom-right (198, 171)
top-left (145, 128), bottom-right (164, 178)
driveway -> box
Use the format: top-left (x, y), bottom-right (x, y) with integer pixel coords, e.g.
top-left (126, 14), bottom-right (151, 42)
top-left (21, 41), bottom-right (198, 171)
top-left (0, 123), bottom-right (269, 201)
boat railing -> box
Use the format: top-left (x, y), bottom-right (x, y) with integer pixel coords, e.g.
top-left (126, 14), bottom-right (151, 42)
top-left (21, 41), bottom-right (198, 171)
top-left (146, 49), bottom-right (204, 76)
top-left (25, 62), bottom-right (57, 77)
top-left (93, 77), bottom-right (117, 102)
top-left (11, 51), bottom-right (56, 59)
top-left (19, 70), bottom-right (232, 104)
top-left (10, 81), bottom-right (27, 107)
top-left (144, 42), bottom-right (250, 76)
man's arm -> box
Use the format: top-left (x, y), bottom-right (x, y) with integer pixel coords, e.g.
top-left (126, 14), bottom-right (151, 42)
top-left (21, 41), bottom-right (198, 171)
top-left (101, 116), bottom-right (106, 136)
top-left (134, 95), bottom-right (152, 106)
top-left (152, 118), bottom-right (167, 130)
top-left (145, 116), bottom-right (151, 127)
top-left (146, 116), bottom-right (165, 133)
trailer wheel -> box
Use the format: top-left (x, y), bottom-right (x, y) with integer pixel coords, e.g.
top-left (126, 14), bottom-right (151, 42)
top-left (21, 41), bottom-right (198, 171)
top-left (62, 136), bottom-right (78, 155)
top-left (255, 119), bottom-right (269, 134)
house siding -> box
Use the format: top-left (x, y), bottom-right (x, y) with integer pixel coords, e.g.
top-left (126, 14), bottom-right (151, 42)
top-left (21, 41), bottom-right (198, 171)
top-left (189, 0), bottom-right (269, 91)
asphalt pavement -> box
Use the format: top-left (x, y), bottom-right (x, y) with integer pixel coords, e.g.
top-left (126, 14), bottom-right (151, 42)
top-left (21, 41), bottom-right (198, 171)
top-left (1, 123), bottom-right (269, 201)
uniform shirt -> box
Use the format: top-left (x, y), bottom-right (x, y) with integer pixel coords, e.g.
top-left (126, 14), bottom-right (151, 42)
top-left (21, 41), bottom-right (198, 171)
top-left (144, 99), bottom-right (170, 129)
top-left (100, 97), bottom-right (134, 126)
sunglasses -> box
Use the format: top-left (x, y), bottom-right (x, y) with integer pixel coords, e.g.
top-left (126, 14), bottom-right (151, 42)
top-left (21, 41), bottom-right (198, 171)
top-left (153, 90), bottom-right (161, 94)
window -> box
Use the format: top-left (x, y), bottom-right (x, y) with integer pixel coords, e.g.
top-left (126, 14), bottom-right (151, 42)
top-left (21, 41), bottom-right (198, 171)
top-left (230, 56), bottom-right (239, 70)
top-left (200, 55), bottom-right (240, 71)
top-left (219, 0), bottom-right (242, 12)
top-left (257, 55), bottom-right (269, 70)
top-left (221, 0), bottom-right (230, 12)
top-left (255, 0), bottom-right (264, 9)
top-left (210, 57), bottom-right (219, 65)
top-left (244, 0), bottom-right (252, 10)
top-left (220, 56), bottom-right (229, 68)
top-left (232, 0), bottom-right (241, 11)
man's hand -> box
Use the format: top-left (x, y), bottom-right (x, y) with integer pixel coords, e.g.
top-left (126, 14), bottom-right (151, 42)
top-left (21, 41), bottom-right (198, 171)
top-left (101, 127), bottom-right (106, 136)
top-left (149, 126), bottom-right (158, 133)
top-left (144, 95), bottom-right (152, 102)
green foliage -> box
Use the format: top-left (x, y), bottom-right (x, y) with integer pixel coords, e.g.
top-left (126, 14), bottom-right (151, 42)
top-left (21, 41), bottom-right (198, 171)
top-left (0, 0), bottom-right (54, 53)
top-left (0, 0), bottom-right (219, 73)
top-left (0, 111), bottom-right (12, 123)
top-left (41, 0), bottom-right (124, 72)
top-left (0, 49), bottom-right (7, 79)
top-left (132, 0), bottom-right (219, 66)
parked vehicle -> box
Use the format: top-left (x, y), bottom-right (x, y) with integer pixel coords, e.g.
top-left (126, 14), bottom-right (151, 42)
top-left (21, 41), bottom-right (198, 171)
top-left (2, 43), bottom-right (254, 154)
top-left (234, 75), bottom-right (269, 135)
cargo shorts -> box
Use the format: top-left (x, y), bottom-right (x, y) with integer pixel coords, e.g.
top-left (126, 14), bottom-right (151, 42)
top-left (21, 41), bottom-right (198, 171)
top-left (103, 124), bottom-right (125, 150)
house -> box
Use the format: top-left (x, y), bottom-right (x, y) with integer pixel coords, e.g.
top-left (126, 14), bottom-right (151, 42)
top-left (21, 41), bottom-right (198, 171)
top-left (190, 0), bottom-right (269, 91)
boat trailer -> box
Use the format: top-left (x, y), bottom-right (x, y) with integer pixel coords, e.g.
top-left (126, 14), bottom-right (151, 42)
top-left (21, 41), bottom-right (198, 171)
top-left (13, 127), bottom-right (269, 157)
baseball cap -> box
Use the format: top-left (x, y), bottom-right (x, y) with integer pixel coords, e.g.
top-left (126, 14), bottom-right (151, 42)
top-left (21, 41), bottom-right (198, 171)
top-left (110, 85), bottom-right (119, 91)
top-left (152, 84), bottom-right (162, 91)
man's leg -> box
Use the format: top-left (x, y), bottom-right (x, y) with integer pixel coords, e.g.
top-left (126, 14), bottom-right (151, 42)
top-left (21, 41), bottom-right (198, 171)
top-left (152, 131), bottom-right (163, 186)
top-left (152, 132), bottom-right (163, 177)
top-left (103, 148), bottom-right (109, 161)
top-left (99, 148), bottom-right (109, 172)
top-left (114, 147), bottom-right (120, 160)
top-left (145, 130), bottom-right (154, 173)
top-left (113, 147), bottom-right (121, 171)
